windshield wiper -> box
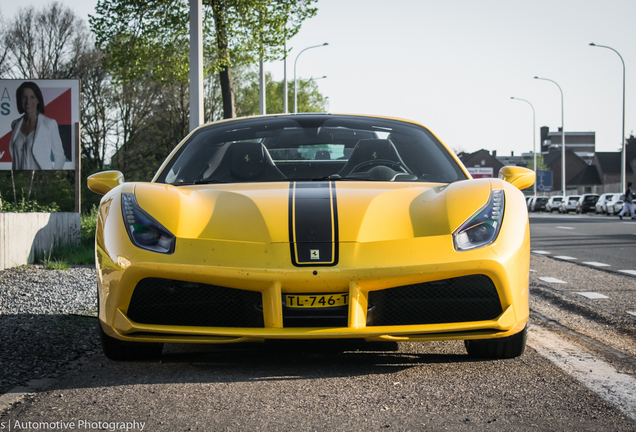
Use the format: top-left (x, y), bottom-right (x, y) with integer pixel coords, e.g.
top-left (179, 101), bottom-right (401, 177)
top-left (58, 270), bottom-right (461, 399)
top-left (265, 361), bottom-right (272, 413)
top-left (172, 179), bottom-right (226, 186)
top-left (292, 175), bottom-right (345, 181)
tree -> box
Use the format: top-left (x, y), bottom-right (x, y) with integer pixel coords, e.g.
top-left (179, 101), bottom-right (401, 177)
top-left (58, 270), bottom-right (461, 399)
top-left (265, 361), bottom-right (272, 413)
top-left (527, 153), bottom-right (548, 172)
top-left (90, 0), bottom-right (317, 118)
top-left (89, 0), bottom-right (193, 84)
top-left (2, 2), bottom-right (90, 79)
top-left (235, 70), bottom-right (327, 116)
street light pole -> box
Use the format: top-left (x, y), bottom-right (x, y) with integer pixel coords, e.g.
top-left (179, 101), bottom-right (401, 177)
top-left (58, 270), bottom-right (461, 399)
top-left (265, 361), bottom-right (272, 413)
top-left (294, 43), bottom-right (328, 113)
top-left (283, 41), bottom-right (288, 114)
top-left (534, 76), bottom-right (566, 197)
top-left (511, 97), bottom-right (536, 196)
top-left (590, 43), bottom-right (626, 194)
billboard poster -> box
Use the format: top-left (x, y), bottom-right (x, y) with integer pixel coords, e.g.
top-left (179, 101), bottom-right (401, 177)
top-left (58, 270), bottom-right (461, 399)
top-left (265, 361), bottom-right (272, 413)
top-left (467, 167), bottom-right (493, 178)
top-left (0, 79), bottom-right (80, 170)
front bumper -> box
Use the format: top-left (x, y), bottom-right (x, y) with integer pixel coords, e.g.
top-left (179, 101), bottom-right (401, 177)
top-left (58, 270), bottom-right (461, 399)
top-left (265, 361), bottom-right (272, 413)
top-left (97, 238), bottom-right (530, 344)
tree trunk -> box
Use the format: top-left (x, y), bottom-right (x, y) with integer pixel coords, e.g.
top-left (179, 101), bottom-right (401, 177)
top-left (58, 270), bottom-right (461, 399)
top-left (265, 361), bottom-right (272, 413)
top-left (211, 0), bottom-right (235, 119)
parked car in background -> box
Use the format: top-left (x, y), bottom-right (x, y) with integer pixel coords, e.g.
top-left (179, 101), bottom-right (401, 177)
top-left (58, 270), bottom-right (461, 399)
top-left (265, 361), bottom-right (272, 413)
top-left (531, 196), bottom-right (549, 212)
top-left (576, 194), bottom-right (599, 214)
top-left (595, 193), bottom-right (614, 214)
top-left (606, 193), bottom-right (625, 215)
top-left (526, 196), bottom-right (534, 210)
top-left (545, 196), bottom-right (563, 212)
top-left (559, 195), bottom-right (581, 213)
top-left (607, 193), bottom-right (636, 215)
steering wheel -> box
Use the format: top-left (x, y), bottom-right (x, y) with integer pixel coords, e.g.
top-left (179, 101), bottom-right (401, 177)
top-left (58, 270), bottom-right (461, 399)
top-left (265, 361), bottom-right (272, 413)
top-left (349, 159), bottom-right (408, 175)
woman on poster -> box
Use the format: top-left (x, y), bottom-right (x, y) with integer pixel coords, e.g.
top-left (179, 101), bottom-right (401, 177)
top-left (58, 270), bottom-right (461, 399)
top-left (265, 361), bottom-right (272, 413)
top-left (9, 81), bottom-right (66, 170)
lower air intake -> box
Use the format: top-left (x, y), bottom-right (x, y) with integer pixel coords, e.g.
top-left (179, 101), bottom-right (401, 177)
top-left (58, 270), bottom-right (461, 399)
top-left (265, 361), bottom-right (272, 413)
top-left (367, 275), bottom-right (503, 326)
top-left (127, 278), bottom-right (264, 328)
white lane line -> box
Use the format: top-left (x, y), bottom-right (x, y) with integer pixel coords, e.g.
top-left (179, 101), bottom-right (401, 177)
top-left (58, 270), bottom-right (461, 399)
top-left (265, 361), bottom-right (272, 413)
top-left (583, 262), bottom-right (611, 267)
top-left (628, 311), bottom-right (636, 317)
top-left (556, 226), bottom-right (575, 230)
top-left (538, 277), bottom-right (566, 284)
top-left (554, 256), bottom-right (577, 260)
top-left (528, 326), bottom-right (636, 422)
top-left (532, 250), bottom-right (551, 255)
top-left (619, 270), bottom-right (636, 276)
top-left (576, 292), bottom-right (609, 299)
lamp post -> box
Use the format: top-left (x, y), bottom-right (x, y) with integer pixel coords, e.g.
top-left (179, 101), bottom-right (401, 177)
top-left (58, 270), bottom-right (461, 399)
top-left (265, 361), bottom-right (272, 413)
top-left (511, 97), bottom-right (536, 196)
top-left (590, 43), bottom-right (626, 194)
top-left (534, 76), bottom-right (566, 197)
top-left (294, 43), bottom-right (328, 113)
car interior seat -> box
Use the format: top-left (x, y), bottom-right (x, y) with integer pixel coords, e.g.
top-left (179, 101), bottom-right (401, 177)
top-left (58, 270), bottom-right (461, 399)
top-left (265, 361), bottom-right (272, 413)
top-left (338, 139), bottom-right (407, 177)
top-left (210, 141), bottom-right (287, 182)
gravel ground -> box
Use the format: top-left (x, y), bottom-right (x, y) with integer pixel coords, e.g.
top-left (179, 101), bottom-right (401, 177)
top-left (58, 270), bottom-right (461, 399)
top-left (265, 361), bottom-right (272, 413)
top-left (0, 265), bottom-right (100, 394)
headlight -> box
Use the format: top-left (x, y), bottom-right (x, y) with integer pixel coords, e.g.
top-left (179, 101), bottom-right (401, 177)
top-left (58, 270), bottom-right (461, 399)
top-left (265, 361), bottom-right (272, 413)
top-left (453, 189), bottom-right (504, 251)
top-left (121, 193), bottom-right (175, 254)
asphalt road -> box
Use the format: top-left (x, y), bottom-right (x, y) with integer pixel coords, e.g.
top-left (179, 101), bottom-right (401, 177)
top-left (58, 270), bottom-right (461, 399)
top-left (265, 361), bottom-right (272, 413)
top-left (1, 216), bottom-right (636, 431)
top-left (529, 212), bottom-right (636, 271)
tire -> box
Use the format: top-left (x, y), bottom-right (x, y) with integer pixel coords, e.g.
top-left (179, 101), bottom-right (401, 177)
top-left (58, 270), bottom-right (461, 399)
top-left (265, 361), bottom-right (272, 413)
top-left (99, 321), bottom-right (163, 361)
top-left (464, 325), bottom-right (528, 359)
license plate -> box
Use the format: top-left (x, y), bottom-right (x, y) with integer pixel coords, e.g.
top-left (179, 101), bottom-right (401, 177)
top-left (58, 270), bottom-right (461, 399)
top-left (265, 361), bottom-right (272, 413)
top-left (285, 293), bottom-right (349, 308)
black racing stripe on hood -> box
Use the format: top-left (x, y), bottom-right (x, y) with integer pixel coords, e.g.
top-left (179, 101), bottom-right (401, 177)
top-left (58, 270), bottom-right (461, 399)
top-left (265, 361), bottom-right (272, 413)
top-left (289, 181), bottom-right (339, 267)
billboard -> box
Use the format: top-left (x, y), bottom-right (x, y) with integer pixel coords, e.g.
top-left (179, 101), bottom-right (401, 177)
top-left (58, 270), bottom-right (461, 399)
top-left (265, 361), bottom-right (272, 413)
top-left (0, 79), bottom-right (80, 170)
top-left (467, 167), bottom-right (493, 178)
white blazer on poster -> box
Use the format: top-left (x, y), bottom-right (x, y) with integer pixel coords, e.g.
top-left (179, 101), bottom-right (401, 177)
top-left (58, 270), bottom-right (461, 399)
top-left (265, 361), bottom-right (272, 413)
top-left (9, 113), bottom-right (66, 170)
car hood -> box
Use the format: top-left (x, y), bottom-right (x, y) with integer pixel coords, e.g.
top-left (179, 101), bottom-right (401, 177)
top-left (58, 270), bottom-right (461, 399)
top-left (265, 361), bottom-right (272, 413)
top-left (133, 180), bottom-right (495, 244)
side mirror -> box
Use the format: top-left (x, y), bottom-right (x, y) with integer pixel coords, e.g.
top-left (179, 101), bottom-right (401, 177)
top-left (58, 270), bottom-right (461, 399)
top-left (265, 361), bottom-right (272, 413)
top-left (87, 171), bottom-right (125, 195)
top-left (498, 166), bottom-right (535, 191)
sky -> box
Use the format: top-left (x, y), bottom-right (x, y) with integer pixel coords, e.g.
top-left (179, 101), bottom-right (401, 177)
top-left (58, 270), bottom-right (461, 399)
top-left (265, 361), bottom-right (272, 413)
top-left (2, 0), bottom-right (636, 156)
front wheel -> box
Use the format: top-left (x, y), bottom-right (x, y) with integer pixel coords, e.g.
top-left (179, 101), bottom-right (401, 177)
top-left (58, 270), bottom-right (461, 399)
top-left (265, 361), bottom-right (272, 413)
top-left (464, 325), bottom-right (528, 359)
top-left (99, 323), bottom-right (163, 361)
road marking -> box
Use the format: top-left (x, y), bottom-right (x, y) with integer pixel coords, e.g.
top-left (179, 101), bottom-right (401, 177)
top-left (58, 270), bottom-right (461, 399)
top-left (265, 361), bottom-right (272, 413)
top-left (618, 270), bottom-right (636, 276)
top-left (528, 326), bottom-right (636, 422)
top-left (532, 250), bottom-right (551, 255)
top-left (582, 262), bottom-right (611, 267)
top-left (554, 256), bottom-right (577, 260)
top-left (538, 277), bottom-right (566, 284)
top-left (576, 292), bottom-right (609, 299)
top-left (556, 226), bottom-right (575, 230)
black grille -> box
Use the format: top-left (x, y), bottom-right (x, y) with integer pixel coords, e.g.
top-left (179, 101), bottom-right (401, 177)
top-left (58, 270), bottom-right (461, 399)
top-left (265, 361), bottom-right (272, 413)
top-left (127, 278), bottom-right (264, 328)
top-left (367, 275), bottom-right (502, 326)
top-left (282, 304), bottom-right (348, 328)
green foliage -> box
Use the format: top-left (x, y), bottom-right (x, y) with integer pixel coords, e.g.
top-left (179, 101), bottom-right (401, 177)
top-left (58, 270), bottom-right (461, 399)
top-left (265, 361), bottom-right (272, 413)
top-left (1, 197), bottom-right (61, 213)
top-left (235, 71), bottom-right (328, 116)
top-left (44, 258), bottom-right (70, 271)
top-left (81, 205), bottom-right (99, 246)
top-left (0, 171), bottom-right (74, 212)
top-left (527, 153), bottom-right (548, 172)
top-left (90, 0), bottom-right (194, 83)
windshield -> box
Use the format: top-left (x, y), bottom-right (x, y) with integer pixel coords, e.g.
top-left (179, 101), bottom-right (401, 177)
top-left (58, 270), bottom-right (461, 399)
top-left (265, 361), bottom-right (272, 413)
top-left (155, 115), bottom-right (468, 184)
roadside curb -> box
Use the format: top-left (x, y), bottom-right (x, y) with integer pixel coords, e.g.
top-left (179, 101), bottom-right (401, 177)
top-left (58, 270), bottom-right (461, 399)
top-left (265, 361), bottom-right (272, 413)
top-left (0, 378), bottom-right (56, 414)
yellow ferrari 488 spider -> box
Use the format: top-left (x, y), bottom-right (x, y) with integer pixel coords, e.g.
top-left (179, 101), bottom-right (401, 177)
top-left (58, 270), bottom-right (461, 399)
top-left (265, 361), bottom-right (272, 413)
top-left (88, 114), bottom-right (535, 361)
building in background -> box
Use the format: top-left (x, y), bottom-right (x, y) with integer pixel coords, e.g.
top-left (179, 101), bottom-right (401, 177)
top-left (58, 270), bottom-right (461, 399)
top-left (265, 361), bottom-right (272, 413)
top-left (540, 127), bottom-right (596, 165)
top-left (456, 149), bottom-right (504, 178)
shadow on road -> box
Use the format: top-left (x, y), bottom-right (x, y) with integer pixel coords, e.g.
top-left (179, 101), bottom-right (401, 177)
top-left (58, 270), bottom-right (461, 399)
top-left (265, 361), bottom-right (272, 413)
top-left (3, 315), bottom-right (487, 393)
